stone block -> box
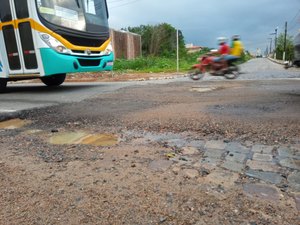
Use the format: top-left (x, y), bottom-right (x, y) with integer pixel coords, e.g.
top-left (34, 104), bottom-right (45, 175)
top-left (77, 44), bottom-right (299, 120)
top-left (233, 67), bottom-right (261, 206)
top-left (280, 158), bottom-right (300, 170)
top-left (278, 147), bottom-right (300, 160)
top-left (222, 161), bottom-right (245, 173)
top-left (204, 149), bottom-right (225, 159)
top-left (246, 160), bottom-right (279, 172)
top-left (245, 169), bottom-right (283, 184)
top-left (251, 144), bottom-right (274, 154)
top-left (205, 140), bottom-right (227, 150)
top-left (243, 183), bottom-right (280, 202)
top-left (252, 153), bottom-right (273, 162)
top-left (287, 171), bottom-right (300, 192)
top-left (226, 152), bottom-right (247, 163)
top-left (225, 142), bottom-right (250, 154)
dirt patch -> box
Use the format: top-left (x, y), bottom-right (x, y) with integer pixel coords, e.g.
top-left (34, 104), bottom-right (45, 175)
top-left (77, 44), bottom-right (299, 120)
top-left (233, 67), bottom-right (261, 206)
top-left (67, 71), bottom-right (186, 82)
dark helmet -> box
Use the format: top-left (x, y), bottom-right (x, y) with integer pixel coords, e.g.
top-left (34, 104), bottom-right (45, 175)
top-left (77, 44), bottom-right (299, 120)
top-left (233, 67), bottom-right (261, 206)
top-left (232, 35), bottom-right (240, 41)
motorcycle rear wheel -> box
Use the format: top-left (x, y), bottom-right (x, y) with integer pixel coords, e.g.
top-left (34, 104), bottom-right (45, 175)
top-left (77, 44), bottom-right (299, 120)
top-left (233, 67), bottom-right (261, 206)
top-left (188, 69), bottom-right (203, 80)
top-left (224, 66), bottom-right (239, 79)
top-left (225, 70), bottom-right (239, 79)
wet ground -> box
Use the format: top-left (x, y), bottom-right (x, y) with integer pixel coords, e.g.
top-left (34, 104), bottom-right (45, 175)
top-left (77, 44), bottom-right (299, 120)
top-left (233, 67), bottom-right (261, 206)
top-left (0, 59), bottom-right (300, 224)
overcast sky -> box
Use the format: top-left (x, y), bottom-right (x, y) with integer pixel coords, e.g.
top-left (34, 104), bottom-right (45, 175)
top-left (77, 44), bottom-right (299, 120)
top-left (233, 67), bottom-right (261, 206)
top-left (107, 0), bottom-right (300, 54)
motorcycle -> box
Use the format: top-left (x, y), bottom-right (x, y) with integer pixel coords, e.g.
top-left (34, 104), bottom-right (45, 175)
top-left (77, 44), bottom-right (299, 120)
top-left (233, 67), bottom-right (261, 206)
top-left (189, 52), bottom-right (240, 80)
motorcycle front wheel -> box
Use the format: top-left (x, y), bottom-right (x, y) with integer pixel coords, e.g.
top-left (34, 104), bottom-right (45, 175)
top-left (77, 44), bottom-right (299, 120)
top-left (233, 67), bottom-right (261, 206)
top-left (188, 69), bottom-right (203, 80)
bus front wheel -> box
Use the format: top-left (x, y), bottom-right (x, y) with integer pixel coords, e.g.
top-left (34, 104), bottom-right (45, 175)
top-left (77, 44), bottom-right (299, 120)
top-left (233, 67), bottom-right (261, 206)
top-left (41, 74), bottom-right (66, 87)
top-left (0, 78), bottom-right (7, 93)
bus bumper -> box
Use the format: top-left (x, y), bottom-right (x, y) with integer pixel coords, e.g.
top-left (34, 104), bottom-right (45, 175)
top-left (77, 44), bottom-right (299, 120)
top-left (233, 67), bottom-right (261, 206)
top-left (40, 48), bottom-right (114, 76)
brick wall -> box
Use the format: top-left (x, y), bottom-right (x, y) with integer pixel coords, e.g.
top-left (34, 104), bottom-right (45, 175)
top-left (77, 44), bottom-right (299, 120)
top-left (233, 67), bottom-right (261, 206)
top-left (110, 29), bottom-right (142, 59)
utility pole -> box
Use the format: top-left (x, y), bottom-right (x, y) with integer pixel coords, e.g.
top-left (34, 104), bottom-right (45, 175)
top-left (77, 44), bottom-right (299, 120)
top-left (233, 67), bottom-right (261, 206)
top-left (274, 27), bottom-right (278, 59)
top-left (268, 37), bottom-right (272, 56)
top-left (270, 27), bottom-right (278, 58)
top-left (176, 29), bottom-right (179, 73)
top-left (283, 21), bottom-right (287, 61)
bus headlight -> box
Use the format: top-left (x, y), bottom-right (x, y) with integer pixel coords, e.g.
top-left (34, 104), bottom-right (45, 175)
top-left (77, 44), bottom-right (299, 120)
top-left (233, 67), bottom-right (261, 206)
top-left (100, 43), bottom-right (113, 56)
top-left (39, 33), bottom-right (71, 54)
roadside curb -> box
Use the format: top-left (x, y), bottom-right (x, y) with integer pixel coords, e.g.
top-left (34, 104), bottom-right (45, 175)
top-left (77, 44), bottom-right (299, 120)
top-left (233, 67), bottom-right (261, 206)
top-left (268, 57), bottom-right (285, 65)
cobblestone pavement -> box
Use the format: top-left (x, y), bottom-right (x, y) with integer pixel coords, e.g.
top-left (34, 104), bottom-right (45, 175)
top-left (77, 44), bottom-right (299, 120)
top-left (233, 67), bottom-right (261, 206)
top-left (126, 131), bottom-right (300, 212)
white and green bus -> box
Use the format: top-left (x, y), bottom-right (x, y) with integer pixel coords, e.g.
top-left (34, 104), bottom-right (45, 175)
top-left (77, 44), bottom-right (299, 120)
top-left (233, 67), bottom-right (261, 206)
top-left (0, 0), bottom-right (113, 92)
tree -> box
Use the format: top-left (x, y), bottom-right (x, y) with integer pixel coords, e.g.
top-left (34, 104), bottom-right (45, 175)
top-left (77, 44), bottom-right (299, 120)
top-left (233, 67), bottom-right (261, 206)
top-left (275, 33), bottom-right (294, 60)
top-left (127, 23), bottom-right (186, 57)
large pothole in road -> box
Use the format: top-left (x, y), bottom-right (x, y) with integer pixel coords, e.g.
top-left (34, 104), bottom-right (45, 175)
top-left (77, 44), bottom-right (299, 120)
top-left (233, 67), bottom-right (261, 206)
top-left (49, 131), bottom-right (119, 146)
top-left (0, 118), bottom-right (31, 129)
top-left (190, 86), bottom-right (218, 93)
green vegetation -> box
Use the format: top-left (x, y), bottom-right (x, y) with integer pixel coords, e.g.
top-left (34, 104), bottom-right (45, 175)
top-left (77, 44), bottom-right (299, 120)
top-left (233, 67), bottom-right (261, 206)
top-left (240, 51), bottom-right (253, 63)
top-left (113, 49), bottom-right (210, 73)
top-left (275, 33), bottom-right (294, 60)
top-left (113, 48), bottom-right (251, 73)
top-left (114, 23), bottom-right (252, 73)
top-left (125, 23), bottom-right (186, 57)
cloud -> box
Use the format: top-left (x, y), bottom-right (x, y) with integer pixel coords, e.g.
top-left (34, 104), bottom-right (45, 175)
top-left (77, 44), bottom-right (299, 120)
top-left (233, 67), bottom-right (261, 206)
top-left (108, 0), bottom-right (300, 53)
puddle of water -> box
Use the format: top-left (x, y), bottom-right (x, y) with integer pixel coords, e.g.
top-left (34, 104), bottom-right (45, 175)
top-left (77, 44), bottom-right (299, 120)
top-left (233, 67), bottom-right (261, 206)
top-left (49, 131), bottom-right (118, 146)
top-left (79, 134), bottom-right (118, 146)
top-left (0, 119), bottom-right (31, 129)
top-left (50, 131), bottom-right (87, 145)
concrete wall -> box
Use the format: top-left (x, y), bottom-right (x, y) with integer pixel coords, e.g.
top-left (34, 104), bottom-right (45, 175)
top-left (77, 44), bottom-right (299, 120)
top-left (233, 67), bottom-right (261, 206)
top-left (110, 29), bottom-right (142, 60)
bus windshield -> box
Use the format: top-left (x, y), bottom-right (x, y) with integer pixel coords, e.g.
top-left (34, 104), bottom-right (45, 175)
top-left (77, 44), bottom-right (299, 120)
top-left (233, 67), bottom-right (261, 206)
top-left (36, 0), bottom-right (108, 33)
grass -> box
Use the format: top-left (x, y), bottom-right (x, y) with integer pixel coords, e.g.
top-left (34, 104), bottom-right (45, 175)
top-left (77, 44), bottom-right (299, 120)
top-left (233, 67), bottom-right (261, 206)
top-left (113, 50), bottom-right (252, 73)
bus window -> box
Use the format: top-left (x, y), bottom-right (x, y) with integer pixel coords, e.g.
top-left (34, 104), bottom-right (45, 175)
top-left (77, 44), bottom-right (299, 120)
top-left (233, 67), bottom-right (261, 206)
top-left (36, 0), bottom-right (108, 33)
top-left (14, 0), bottom-right (29, 19)
top-left (84, 0), bottom-right (108, 31)
top-left (37, 0), bottom-right (86, 31)
top-left (0, 0), bottom-right (12, 22)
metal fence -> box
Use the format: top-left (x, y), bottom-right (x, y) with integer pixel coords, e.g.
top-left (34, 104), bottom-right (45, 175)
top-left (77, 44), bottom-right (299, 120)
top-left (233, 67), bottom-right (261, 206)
top-left (110, 29), bottom-right (142, 60)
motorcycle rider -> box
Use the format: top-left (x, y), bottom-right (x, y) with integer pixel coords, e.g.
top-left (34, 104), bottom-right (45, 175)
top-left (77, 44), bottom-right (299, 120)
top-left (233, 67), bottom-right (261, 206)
top-left (213, 37), bottom-right (230, 61)
top-left (211, 37), bottom-right (230, 72)
top-left (197, 37), bottom-right (230, 73)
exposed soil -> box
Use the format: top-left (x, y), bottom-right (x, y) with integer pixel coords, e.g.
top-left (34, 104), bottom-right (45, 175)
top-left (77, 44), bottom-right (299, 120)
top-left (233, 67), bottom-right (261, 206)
top-left (67, 71), bottom-right (185, 82)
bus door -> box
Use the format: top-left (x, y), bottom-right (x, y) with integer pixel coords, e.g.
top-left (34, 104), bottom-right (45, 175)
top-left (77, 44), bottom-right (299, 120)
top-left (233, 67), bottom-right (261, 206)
top-left (1, 0), bottom-right (39, 76)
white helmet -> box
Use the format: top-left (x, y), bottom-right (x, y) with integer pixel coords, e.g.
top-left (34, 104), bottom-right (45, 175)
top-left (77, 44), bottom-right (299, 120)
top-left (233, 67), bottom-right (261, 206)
top-left (217, 37), bottom-right (227, 45)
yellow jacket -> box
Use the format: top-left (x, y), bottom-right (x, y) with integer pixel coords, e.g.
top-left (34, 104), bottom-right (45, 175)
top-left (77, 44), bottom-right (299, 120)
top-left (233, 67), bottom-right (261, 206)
top-left (231, 40), bottom-right (244, 57)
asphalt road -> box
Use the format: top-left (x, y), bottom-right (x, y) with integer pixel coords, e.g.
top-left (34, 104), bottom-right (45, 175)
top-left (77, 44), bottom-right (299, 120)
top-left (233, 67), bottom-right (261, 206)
top-left (0, 78), bottom-right (183, 115)
top-left (0, 58), bottom-right (299, 116)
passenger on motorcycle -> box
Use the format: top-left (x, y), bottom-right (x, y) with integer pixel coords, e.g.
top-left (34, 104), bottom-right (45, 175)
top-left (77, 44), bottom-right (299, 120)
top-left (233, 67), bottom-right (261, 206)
top-left (224, 35), bottom-right (244, 61)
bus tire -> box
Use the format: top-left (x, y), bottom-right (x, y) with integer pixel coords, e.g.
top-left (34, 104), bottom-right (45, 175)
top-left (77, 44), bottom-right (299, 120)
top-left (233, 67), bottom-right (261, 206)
top-left (0, 78), bottom-right (7, 93)
top-left (41, 74), bottom-right (66, 87)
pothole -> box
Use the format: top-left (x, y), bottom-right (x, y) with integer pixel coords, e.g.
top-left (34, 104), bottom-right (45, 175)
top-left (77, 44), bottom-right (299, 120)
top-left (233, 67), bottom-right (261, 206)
top-left (0, 119), bottom-right (31, 129)
top-left (190, 86), bottom-right (218, 92)
top-left (49, 131), bottom-right (119, 146)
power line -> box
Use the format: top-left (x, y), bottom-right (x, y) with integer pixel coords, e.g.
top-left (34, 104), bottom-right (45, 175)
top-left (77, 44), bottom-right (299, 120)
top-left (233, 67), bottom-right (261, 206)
top-left (289, 9), bottom-right (300, 25)
top-left (288, 22), bottom-right (299, 32)
top-left (108, 0), bottom-right (143, 9)
top-left (108, 0), bottom-right (129, 4)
